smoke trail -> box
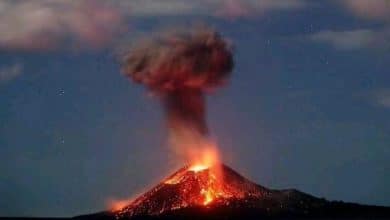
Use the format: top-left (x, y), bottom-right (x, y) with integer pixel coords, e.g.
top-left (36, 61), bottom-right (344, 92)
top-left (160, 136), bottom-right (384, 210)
top-left (121, 26), bottom-right (233, 159)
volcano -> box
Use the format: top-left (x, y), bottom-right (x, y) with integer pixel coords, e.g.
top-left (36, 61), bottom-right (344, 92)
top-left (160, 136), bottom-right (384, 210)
top-left (75, 163), bottom-right (390, 220)
top-left (116, 164), bottom-right (267, 218)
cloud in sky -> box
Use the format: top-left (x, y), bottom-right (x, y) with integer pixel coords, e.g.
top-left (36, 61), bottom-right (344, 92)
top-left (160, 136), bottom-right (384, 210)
top-left (0, 63), bottom-right (23, 83)
top-left (113, 0), bottom-right (308, 17)
top-left (309, 1), bottom-right (389, 50)
top-left (0, 0), bottom-right (124, 51)
top-left (216, 0), bottom-right (307, 18)
top-left (309, 29), bottom-right (390, 50)
top-left (0, 0), bottom-right (309, 51)
top-left (5, 0), bottom-right (388, 52)
top-left (341, 0), bottom-right (390, 21)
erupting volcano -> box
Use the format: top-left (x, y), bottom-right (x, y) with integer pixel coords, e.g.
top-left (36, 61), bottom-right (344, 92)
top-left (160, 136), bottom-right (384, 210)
top-left (77, 26), bottom-right (390, 220)
top-left (116, 163), bottom-right (265, 218)
top-left (76, 162), bottom-right (390, 220)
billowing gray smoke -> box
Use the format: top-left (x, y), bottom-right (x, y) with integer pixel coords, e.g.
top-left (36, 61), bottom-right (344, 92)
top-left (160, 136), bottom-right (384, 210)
top-left (121, 26), bottom-right (233, 158)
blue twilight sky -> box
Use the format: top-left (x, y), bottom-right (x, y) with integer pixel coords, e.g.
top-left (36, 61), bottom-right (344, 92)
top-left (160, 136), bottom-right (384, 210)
top-left (0, 0), bottom-right (390, 217)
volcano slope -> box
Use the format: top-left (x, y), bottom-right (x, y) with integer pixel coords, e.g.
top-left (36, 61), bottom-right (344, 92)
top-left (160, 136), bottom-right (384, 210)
top-left (75, 164), bottom-right (390, 220)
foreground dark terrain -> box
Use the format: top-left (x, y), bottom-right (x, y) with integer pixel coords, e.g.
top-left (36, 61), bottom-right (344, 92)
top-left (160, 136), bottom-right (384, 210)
top-left (5, 164), bottom-right (390, 220)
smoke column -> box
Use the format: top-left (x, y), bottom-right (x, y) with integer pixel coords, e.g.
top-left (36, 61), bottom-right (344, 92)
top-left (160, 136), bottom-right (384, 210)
top-left (121, 26), bottom-right (233, 160)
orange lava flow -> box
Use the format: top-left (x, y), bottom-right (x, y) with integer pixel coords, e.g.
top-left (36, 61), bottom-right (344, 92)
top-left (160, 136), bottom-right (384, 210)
top-left (108, 199), bottom-right (133, 211)
top-left (187, 144), bottom-right (224, 206)
top-left (201, 188), bottom-right (214, 205)
top-left (199, 173), bottom-right (219, 205)
top-left (163, 142), bottom-right (229, 206)
top-left (188, 164), bottom-right (209, 172)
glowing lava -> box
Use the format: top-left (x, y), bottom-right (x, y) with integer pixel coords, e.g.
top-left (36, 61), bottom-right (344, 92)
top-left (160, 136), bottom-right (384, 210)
top-left (186, 145), bottom-right (224, 205)
top-left (201, 188), bottom-right (214, 205)
top-left (199, 172), bottom-right (219, 205)
top-left (115, 163), bottom-right (266, 219)
top-left (188, 145), bottom-right (224, 206)
top-left (188, 143), bottom-right (220, 172)
top-left (164, 145), bottom-right (224, 206)
top-left (108, 199), bottom-right (133, 211)
top-left (189, 164), bottom-right (208, 172)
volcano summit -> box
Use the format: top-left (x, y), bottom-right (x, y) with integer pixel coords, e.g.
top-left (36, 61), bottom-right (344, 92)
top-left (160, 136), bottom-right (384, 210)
top-left (75, 164), bottom-right (390, 220)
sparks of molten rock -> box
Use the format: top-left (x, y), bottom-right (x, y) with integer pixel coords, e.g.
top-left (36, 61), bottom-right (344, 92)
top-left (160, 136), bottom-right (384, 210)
top-left (188, 163), bottom-right (218, 205)
top-left (164, 162), bottom-right (225, 206)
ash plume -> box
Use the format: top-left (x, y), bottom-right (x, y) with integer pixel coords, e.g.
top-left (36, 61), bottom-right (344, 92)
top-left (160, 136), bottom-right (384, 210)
top-left (121, 26), bottom-right (233, 158)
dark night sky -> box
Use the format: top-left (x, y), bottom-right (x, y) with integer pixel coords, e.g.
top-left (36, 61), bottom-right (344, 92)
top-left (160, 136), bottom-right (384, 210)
top-left (0, 0), bottom-right (389, 217)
